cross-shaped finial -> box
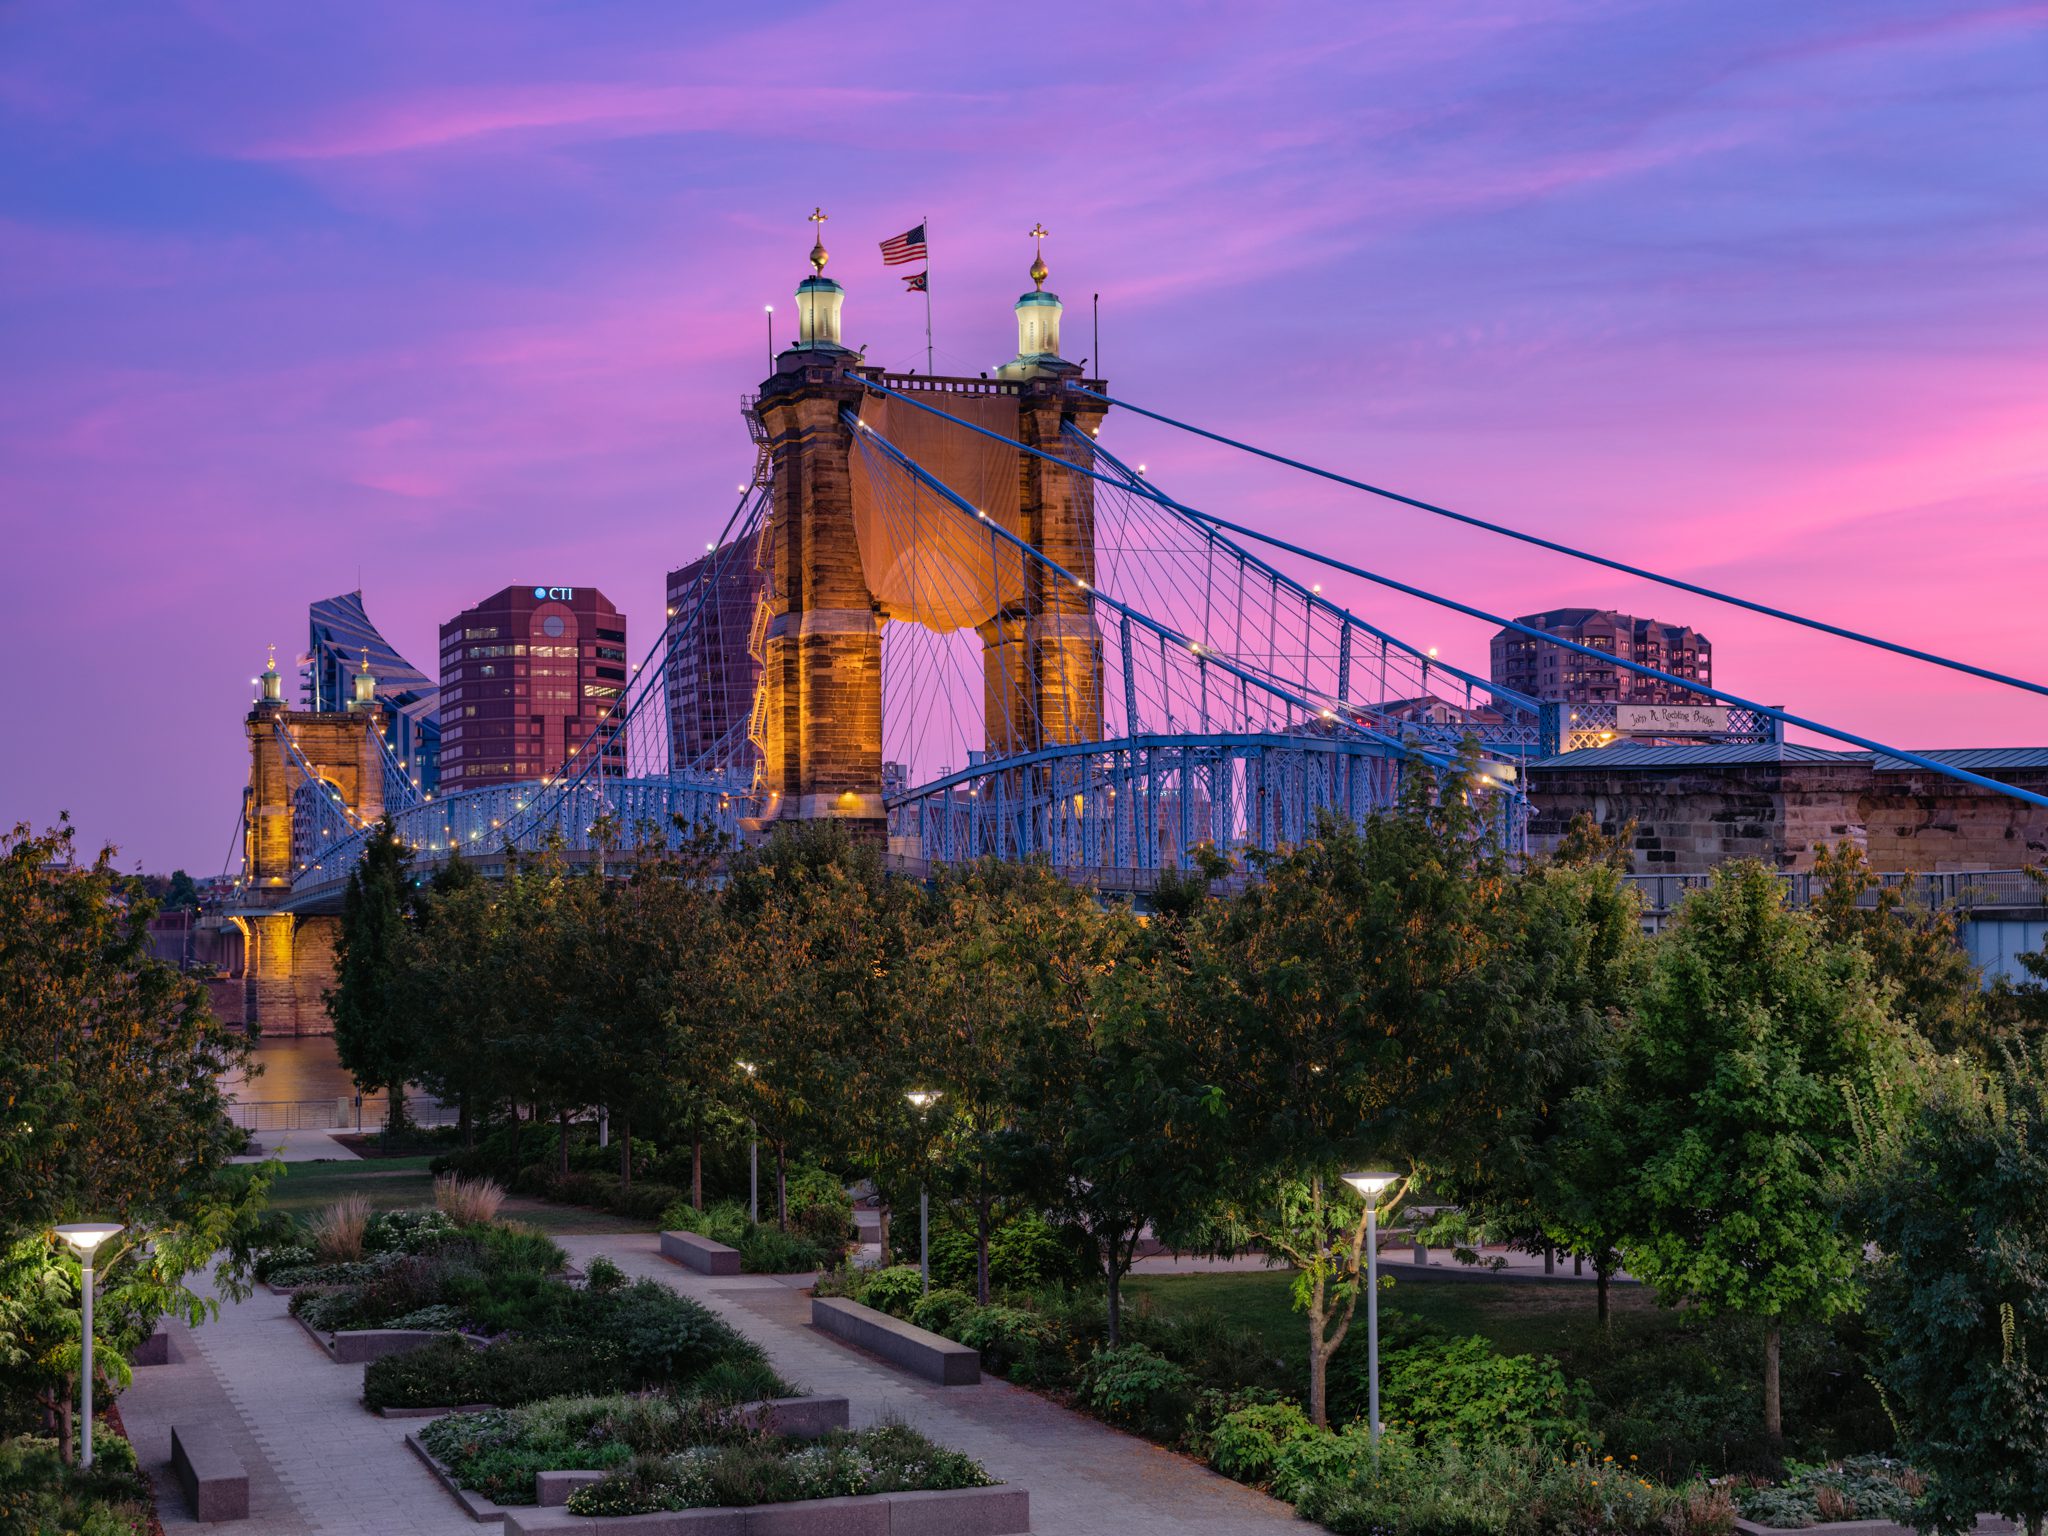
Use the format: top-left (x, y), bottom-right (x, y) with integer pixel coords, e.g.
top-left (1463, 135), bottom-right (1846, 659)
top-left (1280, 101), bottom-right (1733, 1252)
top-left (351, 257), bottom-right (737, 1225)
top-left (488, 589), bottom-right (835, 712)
top-left (1028, 223), bottom-right (1050, 291)
top-left (1030, 222), bottom-right (1048, 244)
top-left (807, 207), bottom-right (830, 275)
top-left (266, 643), bottom-right (276, 670)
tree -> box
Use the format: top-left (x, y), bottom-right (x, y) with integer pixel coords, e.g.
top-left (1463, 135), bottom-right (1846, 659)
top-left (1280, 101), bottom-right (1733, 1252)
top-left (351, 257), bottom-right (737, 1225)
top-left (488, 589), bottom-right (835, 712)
top-left (1850, 1045), bottom-right (2048, 1536)
top-left (1199, 769), bottom-right (1566, 1426)
top-left (329, 820), bottom-right (416, 1132)
top-left (0, 820), bottom-right (276, 1459)
top-left (1436, 842), bottom-right (1647, 1324)
top-left (1608, 859), bottom-right (1911, 1444)
top-left (1812, 841), bottom-right (1988, 1057)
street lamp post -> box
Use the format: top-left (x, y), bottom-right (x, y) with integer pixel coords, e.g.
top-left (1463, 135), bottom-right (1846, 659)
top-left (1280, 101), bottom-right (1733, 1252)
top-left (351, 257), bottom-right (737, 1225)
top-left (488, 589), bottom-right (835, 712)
top-left (905, 1090), bottom-right (942, 1295)
top-left (53, 1224), bottom-right (124, 1469)
top-left (1341, 1173), bottom-right (1397, 1448)
top-left (737, 1061), bottom-right (759, 1224)
top-left (764, 305), bottom-right (775, 368)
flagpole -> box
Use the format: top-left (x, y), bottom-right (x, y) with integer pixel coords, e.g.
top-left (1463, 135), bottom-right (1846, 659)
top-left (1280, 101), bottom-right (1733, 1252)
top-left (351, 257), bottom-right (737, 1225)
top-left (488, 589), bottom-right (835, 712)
top-left (923, 214), bottom-right (934, 374)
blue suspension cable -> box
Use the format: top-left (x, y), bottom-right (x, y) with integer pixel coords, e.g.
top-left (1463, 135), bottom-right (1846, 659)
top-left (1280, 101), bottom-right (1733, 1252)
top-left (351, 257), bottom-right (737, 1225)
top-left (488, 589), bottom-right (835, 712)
top-left (1174, 506), bottom-right (2048, 813)
top-left (841, 407), bottom-right (1460, 778)
top-left (1071, 386), bottom-right (2048, 702)
top-left (857, 377), bottom-right (2048, 813)
top-left (1069, 422), bottom-right (1540, 715)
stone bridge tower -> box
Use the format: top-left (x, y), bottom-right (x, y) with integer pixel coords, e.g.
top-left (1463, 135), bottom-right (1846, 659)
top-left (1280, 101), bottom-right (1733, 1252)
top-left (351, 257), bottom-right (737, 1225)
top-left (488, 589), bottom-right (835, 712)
top-left (750, 215), bottom-right (1106, 840)
top-left (231, 649), bottom-right (385, 1032)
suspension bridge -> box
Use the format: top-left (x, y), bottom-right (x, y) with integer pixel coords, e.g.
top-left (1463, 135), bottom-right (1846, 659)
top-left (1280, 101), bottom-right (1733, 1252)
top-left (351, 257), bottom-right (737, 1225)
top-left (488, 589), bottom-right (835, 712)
top-left (211, 221), bottom-right (2048, 1026)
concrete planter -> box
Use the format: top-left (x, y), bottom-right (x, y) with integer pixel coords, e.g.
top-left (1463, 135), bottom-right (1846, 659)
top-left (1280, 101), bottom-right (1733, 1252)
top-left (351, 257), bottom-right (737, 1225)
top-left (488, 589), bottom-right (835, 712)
top-left (291, 1308), bottom-right (481, 1363)
top-left (405, 1397), bottom-right (854, 1521)
top-left (498, 1484), bottom-right (1029, 1534)
top-left (658, 1231), bottom-right (741, 1276)
top-left (1735, 1520), bottom-right (2017, 1536)
top-left (810, 1297), bottom-right (979, 1386)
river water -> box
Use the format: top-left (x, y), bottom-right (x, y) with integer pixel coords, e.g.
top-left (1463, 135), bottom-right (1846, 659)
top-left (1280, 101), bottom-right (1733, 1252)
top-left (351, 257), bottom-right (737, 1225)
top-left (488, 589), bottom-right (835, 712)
top-left (224, 1034), bottom-right (361, 1104)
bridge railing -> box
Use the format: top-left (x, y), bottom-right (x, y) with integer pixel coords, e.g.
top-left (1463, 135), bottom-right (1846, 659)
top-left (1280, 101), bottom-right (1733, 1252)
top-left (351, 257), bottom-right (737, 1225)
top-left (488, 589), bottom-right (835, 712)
top-left (227, 1095), bottom-right (461, 1133)
top-left (1624, 868), bottom-right (2046, 917)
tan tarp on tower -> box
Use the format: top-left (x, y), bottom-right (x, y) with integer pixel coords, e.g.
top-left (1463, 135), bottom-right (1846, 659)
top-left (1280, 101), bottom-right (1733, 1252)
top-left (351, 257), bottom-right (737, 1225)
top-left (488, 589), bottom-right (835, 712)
top-left (849, 392), bottom-right (1026, 633)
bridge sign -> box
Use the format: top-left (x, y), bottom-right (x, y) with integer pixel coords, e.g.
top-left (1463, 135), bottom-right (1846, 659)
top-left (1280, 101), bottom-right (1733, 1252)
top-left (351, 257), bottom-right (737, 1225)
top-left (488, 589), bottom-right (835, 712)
top-left (1618, 703), bottom-right (1730, 735)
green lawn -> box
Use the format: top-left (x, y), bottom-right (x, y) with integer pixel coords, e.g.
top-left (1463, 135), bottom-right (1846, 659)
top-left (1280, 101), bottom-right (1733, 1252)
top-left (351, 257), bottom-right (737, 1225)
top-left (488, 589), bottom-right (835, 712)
top-left (1124, 1265), bottom-right (1673, 1367)
top-left (262, 1157), bottom-right (662, 1235)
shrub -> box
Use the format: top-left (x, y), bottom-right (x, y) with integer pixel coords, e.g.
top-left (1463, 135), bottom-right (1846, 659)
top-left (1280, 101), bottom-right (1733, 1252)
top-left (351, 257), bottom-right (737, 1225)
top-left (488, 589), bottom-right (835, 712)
top-left (1211, 1401), bottom-right (1320, 1485)
top-left (663, 1200), bottom-right (750, 1248)
top-left (1373, 1334), bottom-right (1593, 1450)
top-left (584, 1255), bottom-right (626, 1293)
top-left (365, 1207), bottom-right (458, 1255)
top-left (310, 1193), bottom-right (371, 1262)
top-left (690, 1356), bottom-right (787, 1406)
top-left (1075, 1343), bottom-right (1194, 1435)
top-left (436, 1174), bottom-right (506, 1226)
top-left (737, 1225), bottom-right (823, 1275)
top-left (958, 1305), bottom-right (1061, 1381)
top-left (1736, 1457), bottom-right (1918, 1529)
top-left (909, 1288), bottom-right (975, 1338)
top-left (859, 1266), bottom-right (926, 1319)
top-left (365, 1336), bottom-right (620, 1410)
top-left (254, 1241), bottom-right (314, 1282)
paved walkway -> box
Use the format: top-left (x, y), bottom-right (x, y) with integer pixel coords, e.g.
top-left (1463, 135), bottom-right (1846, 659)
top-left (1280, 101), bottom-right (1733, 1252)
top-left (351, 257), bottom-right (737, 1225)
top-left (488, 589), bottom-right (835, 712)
top-left (121, 1229), bottom-right (1314, 1536)
top-left (119, 1282), bottom-right (471, 1536)
top-left (561, 1233), bottom-right (1307, 1536)
top-left (232, 1128), bottom-right (362, 1163)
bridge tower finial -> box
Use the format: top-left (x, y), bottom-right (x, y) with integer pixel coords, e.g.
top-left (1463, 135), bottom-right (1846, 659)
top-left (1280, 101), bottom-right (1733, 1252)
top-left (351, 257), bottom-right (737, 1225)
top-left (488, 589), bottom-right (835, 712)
top-left (350, 648), bottom-right (377, 712)
top-left (792, 205), bottom-right (850, 356)
top-left (999, 221), bottom-right (1071, 378)
top-left (258, 645), bottom-right (284, 706)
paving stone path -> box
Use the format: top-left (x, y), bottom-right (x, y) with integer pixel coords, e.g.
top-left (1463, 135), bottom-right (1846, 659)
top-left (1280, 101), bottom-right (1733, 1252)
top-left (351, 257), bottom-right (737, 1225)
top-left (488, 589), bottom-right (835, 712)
top-left (119, 1284), bottom-right (472, 1536)
top-left (560, 1232), bottom-right (1309, 1536)
top-left (121, 1230), bottom-right (1312, 1535)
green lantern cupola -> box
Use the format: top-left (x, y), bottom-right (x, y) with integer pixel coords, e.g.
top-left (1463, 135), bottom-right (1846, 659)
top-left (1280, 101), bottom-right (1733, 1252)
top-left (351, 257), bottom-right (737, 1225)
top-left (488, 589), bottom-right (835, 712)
top-left (793, 205), bottom-right (851, 354)
top-left (998, 222), bottom-right (1073, 379)
top-left (258, 645), bottom-right (284, 707)
top-left (349, 649), bottom-right (378, 712)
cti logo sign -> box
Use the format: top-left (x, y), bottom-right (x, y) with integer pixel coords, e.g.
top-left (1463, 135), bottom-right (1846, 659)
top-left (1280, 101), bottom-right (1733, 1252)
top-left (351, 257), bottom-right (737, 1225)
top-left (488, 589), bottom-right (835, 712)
top-left (533, 586), bottom-right (576, 601)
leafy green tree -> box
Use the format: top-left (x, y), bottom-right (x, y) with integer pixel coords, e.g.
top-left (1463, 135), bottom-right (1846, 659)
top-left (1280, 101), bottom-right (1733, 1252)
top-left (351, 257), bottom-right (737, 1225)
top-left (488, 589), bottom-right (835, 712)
top-left (1199, 769), bottom-right (1565, 1426)
top-left (1437, 828), bottom-right (1647, 1322)
top-left (329, 820), bottom-right (417, 1132)
top-left (1812, 841), bottom-right (1988, 1057)
top-left (0, 820), bottom-right (276, 1458)
top-left (400, 851), bottom-right (500, 1146)
top-left (1850, 1045), bottom-right (2048, 1536)
top-left (1609, 859), bottom-right (1910, 1443)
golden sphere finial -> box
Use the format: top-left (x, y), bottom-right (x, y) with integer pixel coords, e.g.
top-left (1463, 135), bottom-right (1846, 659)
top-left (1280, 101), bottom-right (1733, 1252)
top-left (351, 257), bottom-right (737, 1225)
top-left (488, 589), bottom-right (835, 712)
top-left (808, 206), bottom-right (830, 276)
top-left (1029, 222), bottom-right (1049, 291)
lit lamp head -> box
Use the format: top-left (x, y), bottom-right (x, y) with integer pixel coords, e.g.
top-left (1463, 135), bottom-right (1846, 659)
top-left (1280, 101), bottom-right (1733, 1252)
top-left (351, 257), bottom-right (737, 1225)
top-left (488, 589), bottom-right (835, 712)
top-left (905, 1089), bottom-right (942, 1113)
top-left (736, 1060), bottom-right (758, 1078)
top-left (53, 1223), bottom-right (124, 1257)
top-left (1341, 1172), bottom-right (1397, 1201)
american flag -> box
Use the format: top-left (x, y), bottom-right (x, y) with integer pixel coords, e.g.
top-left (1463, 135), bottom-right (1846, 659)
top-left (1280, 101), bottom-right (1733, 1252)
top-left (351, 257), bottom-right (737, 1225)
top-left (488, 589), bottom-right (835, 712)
top-left (879, 222), bottom-right (928, 266)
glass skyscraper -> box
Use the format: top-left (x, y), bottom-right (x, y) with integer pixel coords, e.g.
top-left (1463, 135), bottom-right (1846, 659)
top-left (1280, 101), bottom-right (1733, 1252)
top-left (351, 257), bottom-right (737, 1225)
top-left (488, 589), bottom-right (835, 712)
top-left (304, 590), bottom-right (442, 794)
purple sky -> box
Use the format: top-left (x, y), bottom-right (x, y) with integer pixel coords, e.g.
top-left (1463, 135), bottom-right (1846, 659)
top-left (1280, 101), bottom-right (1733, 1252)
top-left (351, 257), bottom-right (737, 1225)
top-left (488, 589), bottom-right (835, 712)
top-left (4, 1), bottom-right (2046, 873)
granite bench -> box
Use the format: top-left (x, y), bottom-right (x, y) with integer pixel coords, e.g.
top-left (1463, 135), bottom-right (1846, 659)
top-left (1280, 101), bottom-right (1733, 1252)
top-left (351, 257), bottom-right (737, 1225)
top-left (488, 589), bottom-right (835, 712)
top-left (659, 1229), bottom-right (742, 1276)
top-left (171, 1422), bottom-right (249, 1522)
top-left (810, 1297), bottom-right (979, 1386)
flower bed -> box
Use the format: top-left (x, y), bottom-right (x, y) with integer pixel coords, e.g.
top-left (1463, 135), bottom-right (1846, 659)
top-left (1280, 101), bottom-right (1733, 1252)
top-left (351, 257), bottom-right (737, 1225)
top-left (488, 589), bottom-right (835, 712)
top-left (363, 1276), bottom-right (783, 1412)
top-left (1735, 1457), bottom-right (1921, 1529)
top-left (417, 1393), bottom-right (998, 1517)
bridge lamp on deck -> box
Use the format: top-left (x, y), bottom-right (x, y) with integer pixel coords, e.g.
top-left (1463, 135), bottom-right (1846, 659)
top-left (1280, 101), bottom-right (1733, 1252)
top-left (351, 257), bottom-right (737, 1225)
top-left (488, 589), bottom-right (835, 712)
top-left (905, 1091), bottom-right (944, 1295)
top-left (1340, 1173), bottom-right (1398, 1449)
top-left (53, 1223), bottom-right (124, 1468)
